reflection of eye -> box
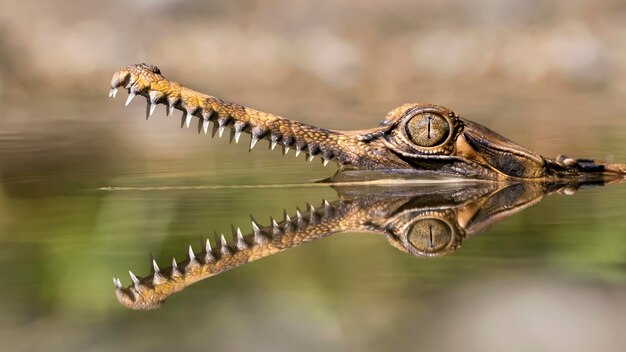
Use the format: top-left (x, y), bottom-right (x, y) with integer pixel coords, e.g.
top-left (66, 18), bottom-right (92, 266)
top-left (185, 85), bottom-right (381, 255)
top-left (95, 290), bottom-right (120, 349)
top-left (407, 218), bottom-right (452, 252)
top-left (406, 113), bottom-right (451, 147)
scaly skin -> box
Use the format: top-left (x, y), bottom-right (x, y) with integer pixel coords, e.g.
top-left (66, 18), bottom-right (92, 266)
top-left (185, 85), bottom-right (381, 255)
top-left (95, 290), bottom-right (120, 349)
top-left (114, 180), bottom-right (604, 310)
top-left (109, 63), bottom-right (626, 180)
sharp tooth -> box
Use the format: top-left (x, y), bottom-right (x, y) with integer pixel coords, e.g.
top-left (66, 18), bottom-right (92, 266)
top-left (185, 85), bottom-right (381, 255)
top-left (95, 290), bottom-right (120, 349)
top-left (307, 154), bottom-right (315, 162)
top-left (205, 239), bottom-right (216, 263)
top-left (251, 219), bottom-right (268, 244)
top-left (323, 199), bottom-right (330, 207)
top-left (250, 216), bottom-right (264, 238)
top-left (296, 209), bottom-right (303, 220)
top-left (125, 92), bottom-right (136, 106)
top-left (113, 277), bottom-right (121, 288)
top-left (250, 137), bottom-right (259, 150)
top-left (152, 259), bottom-right (160, 273)
top-left (171, 258), bottom-right (181, 276)
top-left (235, 228), bottom-right (248, 250)
top-left (284, 210), bottom-right (292, 222)
top-left (270, 140), bottom-right (277, 150)
top-left (251, 219), bottom-right (261, 234)
top-left (254, 232), bottom-right (268, 245)
top-left (234, 130), bottom-right (242, 143)
top-left (323, 158), bottom-right (330, 166)
top-left (283, 146), bottom-right (290, 155)
top-left (149, 103), bottom-right (157, 116)
top-left (188, 245), bottom-right (196, 260)
top-left (220, 234), bottom-right (231, 255)
top-left (218, 126), bottom-right (225, 137)
top-left (129, 271), bottom-right (140, 286)
top-left (109, 88), bottom-right (118, 98)
top-left (205, 238), bottom-right (213, 253)
top-left (271, 217), bottom-right (281, 235)
top-left (203, 119), bottom-right (210, 134)
top-left (167, 104), bottom-right (174, 116)
top-left (295, 149), bottom-right (302, 157)
top-left (308, 203), bottom-right (316, 212)
top-left (112, 88), bottom-right (118, 98)
top-left (185, 112), bottom-right (193, 128)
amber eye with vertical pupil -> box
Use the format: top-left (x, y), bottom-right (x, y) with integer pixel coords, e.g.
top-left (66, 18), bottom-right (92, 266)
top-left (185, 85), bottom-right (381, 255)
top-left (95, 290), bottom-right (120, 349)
top-left (405, 113), bottom-right (451, 147)
top-left (407, 218), bottom-right (452, 252)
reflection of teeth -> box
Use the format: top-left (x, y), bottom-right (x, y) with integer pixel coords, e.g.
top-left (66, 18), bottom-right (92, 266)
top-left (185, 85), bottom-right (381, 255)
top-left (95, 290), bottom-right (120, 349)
top-left (171, 258), bottom-right (180, 275)
top-left (187, 245), bottom-right (196, 260)
top-left (129, 271), bottom-right (140, 286)
top-left (152, 259), bottom-right (160, 273)
top-left (205, 239), bottom-right (216, 263)
top-left (113, 198), bottom-right (342, 307)
top-left (235, 227), bottom-right (248, 250)
top-left (220, 234), bottom-right (231, 256)
top-left (271, 218), bottom-right (280, 234)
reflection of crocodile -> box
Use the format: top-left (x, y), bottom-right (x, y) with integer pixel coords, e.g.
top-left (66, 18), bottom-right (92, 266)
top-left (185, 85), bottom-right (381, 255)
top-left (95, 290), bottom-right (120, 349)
top-left (114, 180), bottom-right (605, 310)
top-left (109, 63), bottom-right (626, 180)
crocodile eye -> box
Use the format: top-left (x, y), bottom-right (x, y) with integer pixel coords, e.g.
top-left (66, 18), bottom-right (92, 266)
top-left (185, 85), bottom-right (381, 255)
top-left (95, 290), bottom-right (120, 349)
top-left (406, 113), bottom-right (451, 147)
top-left (406, 218), bottom-right (452, 253)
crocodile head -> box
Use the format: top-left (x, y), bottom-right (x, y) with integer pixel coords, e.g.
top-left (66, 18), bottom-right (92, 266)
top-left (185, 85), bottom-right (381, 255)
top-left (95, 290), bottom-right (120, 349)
top-left (110, 63), bottom-right (626, 180)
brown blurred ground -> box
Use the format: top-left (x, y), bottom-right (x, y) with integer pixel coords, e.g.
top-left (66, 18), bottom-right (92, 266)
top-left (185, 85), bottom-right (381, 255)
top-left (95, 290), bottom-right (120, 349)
top-left (2, 0), bottom-right (626, 98)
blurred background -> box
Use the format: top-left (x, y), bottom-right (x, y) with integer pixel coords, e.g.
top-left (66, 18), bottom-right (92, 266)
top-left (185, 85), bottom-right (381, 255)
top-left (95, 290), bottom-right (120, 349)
top-left (1, 0), bottom-right (626, 351)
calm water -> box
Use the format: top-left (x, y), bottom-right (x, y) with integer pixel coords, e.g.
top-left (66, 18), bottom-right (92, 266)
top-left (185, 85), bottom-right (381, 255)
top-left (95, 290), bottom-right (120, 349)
top-left (1, 98), bottom-right (625, 351)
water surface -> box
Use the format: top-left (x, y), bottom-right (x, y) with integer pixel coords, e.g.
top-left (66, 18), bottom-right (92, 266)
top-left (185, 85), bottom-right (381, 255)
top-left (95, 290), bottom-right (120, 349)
top-left (1, 99), bottom-right (625, 351)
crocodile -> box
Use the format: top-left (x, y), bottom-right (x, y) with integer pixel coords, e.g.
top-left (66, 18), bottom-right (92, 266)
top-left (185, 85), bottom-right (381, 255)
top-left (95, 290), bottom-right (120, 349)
top-left (109, 63), bottom-right (626, 181)
top-left (113, 180), bottom-right (606, 310)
